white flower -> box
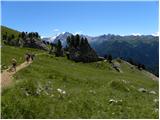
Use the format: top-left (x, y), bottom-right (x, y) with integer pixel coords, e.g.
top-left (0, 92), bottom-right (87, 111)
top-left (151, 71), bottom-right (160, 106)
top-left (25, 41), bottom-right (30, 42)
top-left (62, 91), bottom-right (66, 94)
top-left (50, 94), bottom-right (54, 97)
top-left (153, 99), bottom-right (159, 103)
top-left (154, 108), bottom-right (159, 113)
top-left (57, 88), bottom-right (66, 95)
top-left (112, 112), bottom-right (115, 115)
top-left (57, 88), bottom-right (62, 93)
top-left (109, 99), bottom-right (123, 104)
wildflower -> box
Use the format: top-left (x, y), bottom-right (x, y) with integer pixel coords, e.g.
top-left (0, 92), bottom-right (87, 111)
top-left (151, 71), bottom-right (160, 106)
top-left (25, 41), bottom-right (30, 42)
top-left (109, 99), bottom-right (123, 105)
top-left (89, 90), bottom-right (96, 94)
top-left (62, 91), bottom-right (66, 94)
top-left (154, 99), bottom-right (159, 103)
top-left (57, 88), bottom-right (62, 93)
top-left (154, 108), bottom-right (159, 113)
top-left (36, 89), bottom-right (41, 95)
top-left (57, 88), bottom-right (66, 95)
top-left (25, 91), bottom-right (29, 96)
top-left (112, 112), bottom-right (115, 115)
top-left (50, 94), bottom-right (54, 97)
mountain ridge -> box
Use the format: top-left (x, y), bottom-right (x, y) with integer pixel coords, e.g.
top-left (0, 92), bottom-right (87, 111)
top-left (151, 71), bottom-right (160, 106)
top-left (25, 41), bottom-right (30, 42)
top-left (43, 32), bottom-right (159, 76)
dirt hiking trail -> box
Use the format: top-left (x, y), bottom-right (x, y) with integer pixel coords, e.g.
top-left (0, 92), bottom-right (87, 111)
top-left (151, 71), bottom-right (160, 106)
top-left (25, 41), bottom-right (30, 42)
top-left (1, 61), bottom-right (32, 89)
top-left (1, 53), bottom-right (46, 89)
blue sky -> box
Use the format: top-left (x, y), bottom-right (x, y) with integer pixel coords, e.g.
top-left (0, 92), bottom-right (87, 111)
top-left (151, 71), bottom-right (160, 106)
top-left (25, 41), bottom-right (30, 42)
top-left (1, 1), bottom-right (158, 37)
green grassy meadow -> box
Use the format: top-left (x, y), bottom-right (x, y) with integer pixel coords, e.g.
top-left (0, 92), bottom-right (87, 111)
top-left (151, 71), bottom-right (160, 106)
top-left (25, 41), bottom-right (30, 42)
top-left (1, 45), bottom-right (159, 119)
top-left (1, 45), bottom-right (44, 71)
top-left (1, 26), bottom-right (20, 39)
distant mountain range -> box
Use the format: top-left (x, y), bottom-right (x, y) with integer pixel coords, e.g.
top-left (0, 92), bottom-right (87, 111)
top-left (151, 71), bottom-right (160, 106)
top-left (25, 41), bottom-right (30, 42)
top-left (43, 32), bottom-right (159, 76)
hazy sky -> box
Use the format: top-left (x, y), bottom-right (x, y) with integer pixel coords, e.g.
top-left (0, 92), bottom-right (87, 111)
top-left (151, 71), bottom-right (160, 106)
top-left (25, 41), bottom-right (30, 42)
top-left (1, 1), bottom-right (158, 37)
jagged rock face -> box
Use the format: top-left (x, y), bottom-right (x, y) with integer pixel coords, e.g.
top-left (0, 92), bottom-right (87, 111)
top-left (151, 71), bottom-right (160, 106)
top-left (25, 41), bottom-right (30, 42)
top-left (68, 42), bottom-right (99, 63)
top-left (23, 38), bottom-right (49, 51)
top-left (3, 37), bottom-right (49, 51)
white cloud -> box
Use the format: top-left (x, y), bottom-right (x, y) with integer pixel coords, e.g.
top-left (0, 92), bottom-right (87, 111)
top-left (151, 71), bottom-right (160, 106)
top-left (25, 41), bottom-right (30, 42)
top-left (132, 33), bottom-right (142, 36)
top-left (73, 31), bottom-right (83, 35)
top-left (41, 36), bottom-right (47, 39)
top-left (53, 29), bottom-right (59, 32)
top-left (152, 32), bottom-right (159, 36)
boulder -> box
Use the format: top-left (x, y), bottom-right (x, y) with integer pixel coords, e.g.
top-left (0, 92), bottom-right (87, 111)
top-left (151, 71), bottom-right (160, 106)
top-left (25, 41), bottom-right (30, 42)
top-left (23, 38), bottom-right (49, 51)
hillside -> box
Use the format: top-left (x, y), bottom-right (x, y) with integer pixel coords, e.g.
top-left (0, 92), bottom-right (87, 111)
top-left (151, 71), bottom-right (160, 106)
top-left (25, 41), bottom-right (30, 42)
top-left (90, 34), bottom-right (159, 76)
top-left (1, 25), bottom-right (20, 39)
top-left (1, 26), bottom-right (49, 51)
top-left (1, 45), bottom-right (158, 119)
top-left (1, 45), bottom-right (44, 71)
top-left (43, 33), bottom-right (159, 76)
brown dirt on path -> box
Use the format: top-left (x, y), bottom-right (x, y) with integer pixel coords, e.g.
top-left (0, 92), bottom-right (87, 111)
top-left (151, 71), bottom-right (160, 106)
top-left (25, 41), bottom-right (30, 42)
top-left (1, 53), bottom-right (46, 90)
top-left (1, 61), bottom-right (32, 89)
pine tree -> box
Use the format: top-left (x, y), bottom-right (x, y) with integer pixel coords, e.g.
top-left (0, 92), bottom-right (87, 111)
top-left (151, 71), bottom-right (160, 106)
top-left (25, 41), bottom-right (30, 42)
top-left (2, 34), bottom-right (7, 40)
top-left (80, 37), bottom-right (85, 47)
top-left (55, 40), bottom-right (63, 57)
top-left (75, 34), bottom-right (80, 48)
top-left (70, 35), bottom-right (75, 47)
top-left (21, 32), bottom-right (26, 39)
top-left (67, 36), bottom-right (71, 47)
top-left (108, 54), bottom-right (112, 63)
top-left (11, 34), bottom-right (15, 39)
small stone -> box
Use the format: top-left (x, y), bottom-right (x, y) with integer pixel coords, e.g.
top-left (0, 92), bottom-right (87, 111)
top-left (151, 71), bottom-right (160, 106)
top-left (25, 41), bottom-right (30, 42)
top-left (138, 88), bottom-right (147, 93)
top-left (149, 91), bottom-right (156, 95)
top-left (109, 99), bottom-right (117, 104)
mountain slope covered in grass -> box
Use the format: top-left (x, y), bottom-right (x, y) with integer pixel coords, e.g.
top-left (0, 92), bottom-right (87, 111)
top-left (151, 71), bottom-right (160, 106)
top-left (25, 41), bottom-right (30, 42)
top-left (1, 45), bottom-right (158, 119)
top-left (1, 25), bottom-right (49, 51)
top-left (1, 45), bottom-right (44, 71)
top-left (90, 35), bottom-right (159, 76)
top-left (43, 33), bottom-right (159, 76)
top-left (1, 25), bottom-right (20, 39)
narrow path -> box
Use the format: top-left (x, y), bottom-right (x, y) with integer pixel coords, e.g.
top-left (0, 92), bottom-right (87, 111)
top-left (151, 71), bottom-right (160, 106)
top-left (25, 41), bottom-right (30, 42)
top-left (1, 52), bottom-right (46, 89)
top-left (1, 61), bottom-right (32, 89)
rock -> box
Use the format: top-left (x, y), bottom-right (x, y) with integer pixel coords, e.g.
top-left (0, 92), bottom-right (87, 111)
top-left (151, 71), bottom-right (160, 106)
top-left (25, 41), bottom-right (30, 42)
top-left (138, 88), bottom-right (147, 93)
top-left (109, 99), bottom-right (123, 105)
top-left (98, 57), bottom-right (105, 61)
top-left (112, 62), bottom-right (123, 73)
top-left (109, 99), bottom-right (117, 104)
top-left (23, 38), bottom-right (49, 51)
top-left (149, 90), bottom-right (156, 95)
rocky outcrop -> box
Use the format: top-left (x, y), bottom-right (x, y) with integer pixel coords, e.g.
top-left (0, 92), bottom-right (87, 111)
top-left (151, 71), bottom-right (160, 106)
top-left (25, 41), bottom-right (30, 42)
top-left (4, 38), bottom-right (48, 51)
top-left (22, 38), bottom-right (49, 51)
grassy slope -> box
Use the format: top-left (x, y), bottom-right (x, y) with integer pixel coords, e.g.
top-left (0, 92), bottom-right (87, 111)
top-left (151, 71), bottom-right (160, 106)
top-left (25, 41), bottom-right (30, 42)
top-left (1, 25), bottom-right (20, 39)
top-left (1, 45), bottom-right (44, 71)
top-left (1, 46), bottom-right (159, 119)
